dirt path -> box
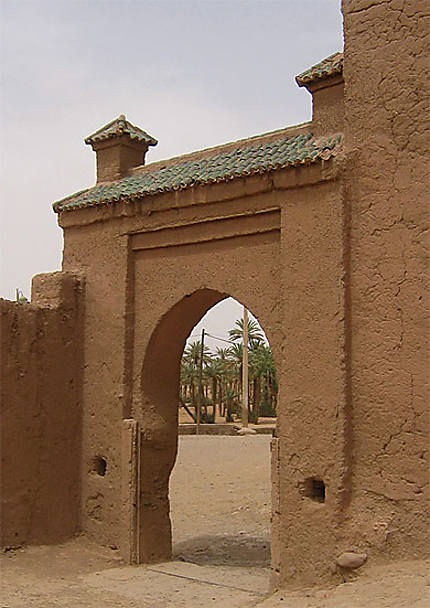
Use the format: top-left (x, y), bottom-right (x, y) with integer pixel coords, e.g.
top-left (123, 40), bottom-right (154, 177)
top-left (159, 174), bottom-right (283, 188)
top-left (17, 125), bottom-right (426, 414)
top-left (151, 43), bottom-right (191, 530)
top-left (170, 435), bottom-right (272, 568)
top-left (1, 435), bottom-right (428, 607)
top-left (261, 559), bottom-right (430, 608)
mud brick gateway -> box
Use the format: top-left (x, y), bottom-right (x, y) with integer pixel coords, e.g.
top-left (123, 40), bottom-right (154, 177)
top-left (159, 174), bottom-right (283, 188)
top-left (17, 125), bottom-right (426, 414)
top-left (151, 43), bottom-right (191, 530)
top-left (1, 0), bottom-right (428, 590)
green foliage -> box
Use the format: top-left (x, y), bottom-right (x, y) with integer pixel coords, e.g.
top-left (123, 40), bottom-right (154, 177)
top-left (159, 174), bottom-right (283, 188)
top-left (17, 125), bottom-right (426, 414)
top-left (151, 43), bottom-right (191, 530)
top-left (228, 317), bottom-right (264, 347)
top-left (259, 394), bottom-right (276, 417)
top-left (179, 316), bottom-right (278, 424)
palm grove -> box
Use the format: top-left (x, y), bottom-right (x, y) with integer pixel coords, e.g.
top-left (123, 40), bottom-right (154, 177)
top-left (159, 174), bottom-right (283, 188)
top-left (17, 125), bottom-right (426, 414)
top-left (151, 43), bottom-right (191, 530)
top-left (180, 318), bottom-right (278, 424)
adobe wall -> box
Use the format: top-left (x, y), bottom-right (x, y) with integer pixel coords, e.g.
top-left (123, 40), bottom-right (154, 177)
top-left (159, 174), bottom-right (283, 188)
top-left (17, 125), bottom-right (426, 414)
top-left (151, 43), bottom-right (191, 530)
top-left (132, 213), bottom-right (282, 563)
top-left (58, 160), bottom-right (346, 579)
top-left (3, 0), bottom-right (426, 590)
top-left (277, 174), bottom-right (348, 586)
top-left (342, 0), bottom-right (429, 561)
top-left (310, 78), bottom-right (344, 136)
top-left (0, 272), bottom-right (84, 547)
top-left (59, 176), bottom-right (286, 553)
top-left (60, 219), bottom-right (131, 550)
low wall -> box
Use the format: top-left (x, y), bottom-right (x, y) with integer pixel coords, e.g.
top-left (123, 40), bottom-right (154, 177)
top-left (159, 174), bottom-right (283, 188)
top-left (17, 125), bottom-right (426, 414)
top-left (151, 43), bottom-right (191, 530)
top-left (0, 272), bottom-right (84, 547)
top-left (178, 423), bottom-right (275, 435)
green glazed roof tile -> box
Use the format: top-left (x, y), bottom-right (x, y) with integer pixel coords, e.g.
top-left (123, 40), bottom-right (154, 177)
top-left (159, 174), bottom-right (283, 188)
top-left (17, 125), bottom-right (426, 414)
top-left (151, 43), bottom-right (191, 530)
top-left (85, 114), bottom-right (158, 146)
top-left (53, 132), bottom-right (343, 213)
top-left (296, 52), bottom-right (343, 87)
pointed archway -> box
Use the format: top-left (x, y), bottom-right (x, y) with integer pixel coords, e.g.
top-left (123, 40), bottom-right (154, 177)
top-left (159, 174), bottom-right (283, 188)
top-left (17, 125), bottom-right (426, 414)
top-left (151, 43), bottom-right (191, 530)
top-left (137, 289), bottom-right (279, 574)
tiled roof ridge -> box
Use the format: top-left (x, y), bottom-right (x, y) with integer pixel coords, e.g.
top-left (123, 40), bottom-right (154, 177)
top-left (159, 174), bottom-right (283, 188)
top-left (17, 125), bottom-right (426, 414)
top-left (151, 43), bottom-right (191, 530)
top-left (85, 114), bottom-right (158, 146)
top-left (53, 130), bottom-right (343, 213)
top-left (296, 51), bottom-right (343, 87)
top-left (132, 121), bottom-right (312, 175)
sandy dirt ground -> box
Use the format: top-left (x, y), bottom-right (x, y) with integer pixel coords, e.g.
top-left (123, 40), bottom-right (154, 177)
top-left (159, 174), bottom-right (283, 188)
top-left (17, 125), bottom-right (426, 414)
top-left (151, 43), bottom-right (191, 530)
top-left (1, 435), bottom-right (428, 607)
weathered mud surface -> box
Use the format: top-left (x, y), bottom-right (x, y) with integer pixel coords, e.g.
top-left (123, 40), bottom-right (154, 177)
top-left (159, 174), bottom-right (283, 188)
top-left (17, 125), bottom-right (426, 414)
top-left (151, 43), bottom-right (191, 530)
top-left (2, 436), bottom-right (428, 608)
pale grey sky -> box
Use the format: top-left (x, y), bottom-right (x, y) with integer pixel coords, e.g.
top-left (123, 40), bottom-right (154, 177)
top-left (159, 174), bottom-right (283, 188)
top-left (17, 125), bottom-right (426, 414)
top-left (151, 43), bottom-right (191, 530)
top-left (189, 297), bottom-right (257, 353)
top-left (0, 0), bottom-right (343, 342)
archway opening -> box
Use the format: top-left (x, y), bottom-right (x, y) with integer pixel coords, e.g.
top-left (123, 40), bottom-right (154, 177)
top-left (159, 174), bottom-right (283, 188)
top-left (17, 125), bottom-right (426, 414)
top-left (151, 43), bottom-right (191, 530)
top-left (169, 296), bottom-right (278, 582)
top-left (139, 288), bottom-right (279, 582)
top-left (178, 297), bottom-right (277, 427)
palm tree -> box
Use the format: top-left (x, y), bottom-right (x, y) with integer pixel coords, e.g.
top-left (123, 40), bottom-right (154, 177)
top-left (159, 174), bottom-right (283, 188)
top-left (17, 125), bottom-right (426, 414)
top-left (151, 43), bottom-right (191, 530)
top-left (179, 323), bottom-right (277, 425)
top-left (228, 317), bottom-right (265, 348)
top-left (227, 342), bottom-right (244, 418)
top-left (180, 358), bottom-right (198, 420)
top-left (181, 340), bottom-right (212, 421)
top-left (224, 386), bottom-right (239, 422)
top-left (215, 347), bottom-right (231, 361)
top-left (183, 340), bottom-right (212, 366)
top-left (204, 359), bottom-right (224, 421)
top-left (180, 360), bottom-right (194, 401)
top-left (214, 348), bottom-right (234, 418)
top-left (227, 342), bottom-right (243, 384)
top-left (249, 343), bottom-right (277, 421)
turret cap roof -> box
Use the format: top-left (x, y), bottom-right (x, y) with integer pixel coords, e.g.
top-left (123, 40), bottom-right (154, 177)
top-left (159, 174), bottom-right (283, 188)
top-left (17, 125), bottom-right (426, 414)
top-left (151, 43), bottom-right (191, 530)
top-left (296, 51), bottom-right (343, 87)
top-left (85, 114), bottom-right (158, 146)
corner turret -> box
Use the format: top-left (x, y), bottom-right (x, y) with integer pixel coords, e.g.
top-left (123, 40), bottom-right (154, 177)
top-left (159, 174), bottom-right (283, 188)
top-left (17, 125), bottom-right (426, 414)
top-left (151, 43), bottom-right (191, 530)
top-left (296, 52), bottom-right (344, 135)
top-left (85, 115), bottom-right (157, 183)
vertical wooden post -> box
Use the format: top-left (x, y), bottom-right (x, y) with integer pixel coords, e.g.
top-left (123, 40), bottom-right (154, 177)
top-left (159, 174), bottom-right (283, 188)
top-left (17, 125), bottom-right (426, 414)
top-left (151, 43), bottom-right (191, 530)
top-left (242, 307), bottom-right (249, 427)
top-left (270, 435), bottom-right (281, 590)
top-left (196, 328), bottom-right (205, 435)
top-left (121, 418), bottom-right (139, 564)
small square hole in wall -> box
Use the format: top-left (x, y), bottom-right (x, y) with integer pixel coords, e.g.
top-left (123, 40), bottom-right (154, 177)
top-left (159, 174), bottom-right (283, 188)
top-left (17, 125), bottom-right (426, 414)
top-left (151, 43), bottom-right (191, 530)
top-left (311, 479), bottom-right (325, 503)
top-left (300, 477), bottom-right (326, 503)
top-left (92, 456), bottom-right (107, 476)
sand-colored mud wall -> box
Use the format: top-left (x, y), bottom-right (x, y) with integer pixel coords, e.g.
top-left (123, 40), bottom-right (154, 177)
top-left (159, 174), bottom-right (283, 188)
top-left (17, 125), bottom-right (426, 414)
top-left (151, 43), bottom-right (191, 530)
top-left (45, 0), bottom-right (428, 583)
top-left (277, 177), bottom-right (347, 586)
top-left (0, 272), bottom-right (84, 547)
top-left (342, 0), bottom-right (429, 559)
top-left (310, 80), bottom-right (344, 136)
top-left (58, 178), bottom-right (285, 553)
top-left (58, 161), bottom-right (345, 578)
top-left (60, 223), bottom-right (130, 550)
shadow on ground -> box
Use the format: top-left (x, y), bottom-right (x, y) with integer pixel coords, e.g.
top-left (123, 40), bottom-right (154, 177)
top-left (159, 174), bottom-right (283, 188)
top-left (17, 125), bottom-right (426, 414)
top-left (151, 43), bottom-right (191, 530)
top-left (173, 533), bottom-right (271, 567)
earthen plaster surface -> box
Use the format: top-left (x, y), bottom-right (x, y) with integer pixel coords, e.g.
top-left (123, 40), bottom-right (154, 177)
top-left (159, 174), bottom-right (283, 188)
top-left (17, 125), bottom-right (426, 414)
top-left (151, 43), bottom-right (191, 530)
top-left (1, 0), bottom-right (428, 594)
top-left (1, 272), bottom-right (84, 547)
top-left (341, 0), bottom-right (429, 563)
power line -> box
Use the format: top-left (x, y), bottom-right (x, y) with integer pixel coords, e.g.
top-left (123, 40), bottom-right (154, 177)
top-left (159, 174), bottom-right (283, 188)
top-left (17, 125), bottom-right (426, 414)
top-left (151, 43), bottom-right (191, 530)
top-left (187, 331), bottom-right (268, 348)
top-left (205, 332), bottom-right (237, 345)
top-left (187, 332), bottom-right (237, 345)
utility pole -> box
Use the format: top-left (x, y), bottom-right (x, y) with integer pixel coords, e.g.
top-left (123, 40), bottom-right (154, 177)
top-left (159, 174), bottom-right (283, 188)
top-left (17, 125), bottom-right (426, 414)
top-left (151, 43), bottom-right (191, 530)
top-left (242, 307), bottom-right (249, 428)
top-left (196, 328), bottom-right (205, 436)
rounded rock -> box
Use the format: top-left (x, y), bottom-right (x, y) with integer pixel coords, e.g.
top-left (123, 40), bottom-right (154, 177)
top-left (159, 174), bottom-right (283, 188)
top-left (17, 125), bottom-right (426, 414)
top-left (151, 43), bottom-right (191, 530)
top-left (336, 552), bottom-right (367, 569)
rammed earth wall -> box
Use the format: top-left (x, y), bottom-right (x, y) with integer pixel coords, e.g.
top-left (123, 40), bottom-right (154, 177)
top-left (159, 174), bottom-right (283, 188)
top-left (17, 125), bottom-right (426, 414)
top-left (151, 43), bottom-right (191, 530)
top-left (0, 0), bottom-right (428, 591)
top-left (342, 0), bottom-right (429, 562)
top-left (0, 272), bottom-right (84, 546)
